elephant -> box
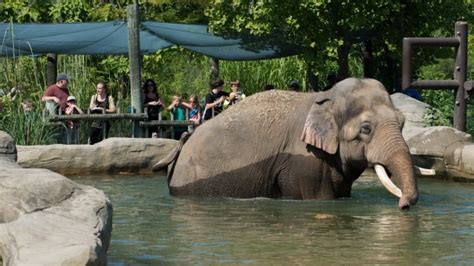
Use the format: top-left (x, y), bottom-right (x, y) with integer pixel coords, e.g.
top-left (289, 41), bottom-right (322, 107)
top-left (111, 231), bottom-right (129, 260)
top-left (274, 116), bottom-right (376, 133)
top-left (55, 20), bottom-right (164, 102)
top-left (154, 78), bottom-right (421, 210)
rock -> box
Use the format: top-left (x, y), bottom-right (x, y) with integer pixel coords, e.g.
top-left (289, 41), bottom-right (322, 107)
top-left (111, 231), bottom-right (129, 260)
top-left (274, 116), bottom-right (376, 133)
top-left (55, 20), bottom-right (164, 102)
top-left (406, 126), bottom-right (472, 157)
top-left (17, 137), bottom-right (177, 176)
top-left (0, 131), bottom-right (17, 163)
top-left (390, 93), bottom-right (431, 140)
top-left (391, 93), bottom-right (474, 181)
top-left (0, 131), bottom-right (112, 265)
top-left (444, 144), bottom-right (474, 180)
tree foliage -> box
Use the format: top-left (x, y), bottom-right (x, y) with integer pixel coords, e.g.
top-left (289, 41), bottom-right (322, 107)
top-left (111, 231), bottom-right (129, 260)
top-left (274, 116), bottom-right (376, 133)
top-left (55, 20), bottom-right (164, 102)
top-left (1, 0), bottom-right (474, 142)
top-left (206, 0), bottom-right (474, 88)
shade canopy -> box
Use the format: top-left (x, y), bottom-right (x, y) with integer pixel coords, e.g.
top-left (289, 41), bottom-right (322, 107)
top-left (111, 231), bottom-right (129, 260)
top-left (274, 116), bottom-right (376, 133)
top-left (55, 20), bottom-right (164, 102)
top-left (0, 21), bottom-right (301, 60)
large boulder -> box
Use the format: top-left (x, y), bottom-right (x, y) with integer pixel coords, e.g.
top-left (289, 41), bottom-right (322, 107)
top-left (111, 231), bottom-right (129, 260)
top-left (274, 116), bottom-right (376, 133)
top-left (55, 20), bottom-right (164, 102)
top-left (391, 93), bottom-right (474, 180)
top-left (17, 137), bottom-right (177, 176)
top-left (390, 93), bottom-right (432, 140)
top-left (0, 131), bottom-right (112, 265)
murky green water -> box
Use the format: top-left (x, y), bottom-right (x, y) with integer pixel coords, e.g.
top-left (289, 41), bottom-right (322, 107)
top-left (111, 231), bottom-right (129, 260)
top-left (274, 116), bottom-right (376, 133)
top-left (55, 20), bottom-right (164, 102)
top-left (74, 175), bottom-right (474, 265)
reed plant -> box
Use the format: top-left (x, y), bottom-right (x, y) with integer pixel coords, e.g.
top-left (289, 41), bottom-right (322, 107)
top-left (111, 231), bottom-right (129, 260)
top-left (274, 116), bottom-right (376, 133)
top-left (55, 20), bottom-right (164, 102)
top-left (0, 96), bottom-right (57, 145)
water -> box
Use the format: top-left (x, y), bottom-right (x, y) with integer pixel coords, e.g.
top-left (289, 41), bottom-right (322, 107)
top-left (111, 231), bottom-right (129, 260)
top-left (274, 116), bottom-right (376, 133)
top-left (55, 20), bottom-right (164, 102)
top-left (73, 175), bottom-right (474, 265)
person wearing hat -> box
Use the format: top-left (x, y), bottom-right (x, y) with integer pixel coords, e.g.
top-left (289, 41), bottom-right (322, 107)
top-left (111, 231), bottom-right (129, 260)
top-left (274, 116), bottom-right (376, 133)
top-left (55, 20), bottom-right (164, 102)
top-left (41, 74), bottom-right (70, 113)
top-left (64, 95), bottom-right (84, 144)
top-left (203, 78), bottom-right (229, 121)
top-left (65, 96), bottom-right (83, 116)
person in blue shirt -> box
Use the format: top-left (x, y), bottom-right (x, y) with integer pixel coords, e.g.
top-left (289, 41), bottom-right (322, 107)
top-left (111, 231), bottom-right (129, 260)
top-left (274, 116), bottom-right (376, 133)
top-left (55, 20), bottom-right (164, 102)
top-left (404, 88), bottom-right (422, 101)
top-left (168, 95), bottom-right (187, 139)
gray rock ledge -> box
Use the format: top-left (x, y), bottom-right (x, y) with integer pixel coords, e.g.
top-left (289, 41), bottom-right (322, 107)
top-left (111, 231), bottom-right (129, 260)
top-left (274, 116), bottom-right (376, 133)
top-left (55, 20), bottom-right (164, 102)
top-left (0, 131), bottom-right (112, 265)
top-left (17, 137), bottom-right (177, 176)
top-left (391, 93), bottom-right (474, 181)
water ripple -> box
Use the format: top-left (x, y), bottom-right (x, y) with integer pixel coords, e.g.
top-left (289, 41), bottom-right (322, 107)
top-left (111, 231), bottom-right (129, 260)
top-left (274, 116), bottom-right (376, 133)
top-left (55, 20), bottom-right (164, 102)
top-left (73, 175), bottom-right (474, 265)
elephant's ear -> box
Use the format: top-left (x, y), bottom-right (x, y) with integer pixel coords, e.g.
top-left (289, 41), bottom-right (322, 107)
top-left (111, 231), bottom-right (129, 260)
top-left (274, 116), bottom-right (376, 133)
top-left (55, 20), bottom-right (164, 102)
top-left (300, 93), bottom-right (339, 154)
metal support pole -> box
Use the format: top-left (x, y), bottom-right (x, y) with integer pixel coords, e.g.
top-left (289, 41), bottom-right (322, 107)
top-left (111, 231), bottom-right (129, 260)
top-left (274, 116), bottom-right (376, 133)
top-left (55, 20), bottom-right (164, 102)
top-left (453, 22), bottom-right (467, 131)
top-left (127, 3), bottom-right (143, 138)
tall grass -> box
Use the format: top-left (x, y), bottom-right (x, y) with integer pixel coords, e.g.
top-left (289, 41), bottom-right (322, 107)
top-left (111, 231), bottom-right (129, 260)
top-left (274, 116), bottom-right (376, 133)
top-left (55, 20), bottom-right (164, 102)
top-left (0, 97), bottom-right (57, 145)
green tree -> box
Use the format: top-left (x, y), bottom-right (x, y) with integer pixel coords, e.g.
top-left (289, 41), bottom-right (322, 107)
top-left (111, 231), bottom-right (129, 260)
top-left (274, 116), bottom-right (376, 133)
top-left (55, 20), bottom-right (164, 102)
top-left (205, 0), bottom-right (473, 88)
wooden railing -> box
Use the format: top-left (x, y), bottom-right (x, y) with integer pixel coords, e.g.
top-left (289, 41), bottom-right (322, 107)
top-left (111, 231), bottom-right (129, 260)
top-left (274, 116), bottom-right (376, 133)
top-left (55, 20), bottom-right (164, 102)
top-left (44, 108), bottom-right (198, 141)
top-left (47, 113), bottom-right (148, 122)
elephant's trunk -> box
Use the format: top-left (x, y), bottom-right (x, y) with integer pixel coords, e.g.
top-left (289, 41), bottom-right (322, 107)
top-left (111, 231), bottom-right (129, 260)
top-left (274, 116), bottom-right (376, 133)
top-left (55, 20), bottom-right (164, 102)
top-left (386, 150), bottom-right (418, 209)
top-left (368, 122), bottom-right (418, 210)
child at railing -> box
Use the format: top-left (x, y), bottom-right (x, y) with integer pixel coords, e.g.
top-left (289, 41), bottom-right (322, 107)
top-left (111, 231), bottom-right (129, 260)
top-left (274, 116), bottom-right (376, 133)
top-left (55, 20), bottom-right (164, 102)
top-left (168, 95), bottom-right (187, 139)
top-left (181, 95), bottom-right (201, 133)
top-left (181, 95), bottom-right (200, 123)
top-left (64, 95), bottom-right (83, 144)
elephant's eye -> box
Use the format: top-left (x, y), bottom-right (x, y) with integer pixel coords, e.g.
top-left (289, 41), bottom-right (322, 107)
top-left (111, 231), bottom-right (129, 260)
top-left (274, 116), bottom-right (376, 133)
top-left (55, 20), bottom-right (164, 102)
top-left (360, 124), bottom-right (372, 135)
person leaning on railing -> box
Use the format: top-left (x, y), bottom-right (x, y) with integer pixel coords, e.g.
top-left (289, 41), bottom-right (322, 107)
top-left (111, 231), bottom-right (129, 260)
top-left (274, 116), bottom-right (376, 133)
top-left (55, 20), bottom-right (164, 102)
top-left (203, 78), bottom-right (229, 121)
top-left (88, 81), bottom-right (116, 145)
top-left (142, 79), bottom-right (163, 137)
top-left (168, 94), bottom-right (188, 140)
top-left (180, 95), bottom-right (201, 133)
top-left (41, 74), bottom-right (70, 115)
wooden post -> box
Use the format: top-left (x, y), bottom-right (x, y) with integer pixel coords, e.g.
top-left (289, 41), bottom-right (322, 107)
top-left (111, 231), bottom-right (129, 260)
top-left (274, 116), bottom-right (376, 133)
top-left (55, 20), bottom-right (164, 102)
top-left (306, 65), bottom-right (317, 92)
top-left (209, 57), bottom-right (219, 80)
top-left (127, 3), bottom-right (143, 138)
top-left (453, 22), bottom-right (467, 131)
top-left (46, 53), bottom-right (57, 85)
top-left (402, 21), bottom-right (469, 132)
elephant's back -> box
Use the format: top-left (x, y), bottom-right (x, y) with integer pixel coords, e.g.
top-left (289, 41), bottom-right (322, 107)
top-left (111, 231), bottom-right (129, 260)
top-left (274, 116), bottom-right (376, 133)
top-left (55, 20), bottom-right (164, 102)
top-left (220, 90), bottom-right (314, 130)
top-left (170, 90), bottom-right (315, 190)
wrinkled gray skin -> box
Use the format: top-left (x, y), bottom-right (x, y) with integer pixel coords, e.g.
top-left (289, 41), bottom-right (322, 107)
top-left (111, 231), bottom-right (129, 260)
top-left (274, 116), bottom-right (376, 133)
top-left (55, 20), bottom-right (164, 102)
top-left (156, 78), bottom-right (418, 210)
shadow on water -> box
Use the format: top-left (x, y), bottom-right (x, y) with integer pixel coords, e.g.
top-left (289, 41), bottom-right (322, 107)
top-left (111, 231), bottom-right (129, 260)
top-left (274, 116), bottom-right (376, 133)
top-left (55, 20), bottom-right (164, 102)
top-left (73, 175), bottom-right (474, 265)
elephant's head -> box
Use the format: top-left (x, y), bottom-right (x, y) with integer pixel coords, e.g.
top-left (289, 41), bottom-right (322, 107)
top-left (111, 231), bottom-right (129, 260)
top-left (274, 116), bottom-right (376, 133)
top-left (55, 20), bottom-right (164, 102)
top-left (301, 78), bottom-right (417, 210)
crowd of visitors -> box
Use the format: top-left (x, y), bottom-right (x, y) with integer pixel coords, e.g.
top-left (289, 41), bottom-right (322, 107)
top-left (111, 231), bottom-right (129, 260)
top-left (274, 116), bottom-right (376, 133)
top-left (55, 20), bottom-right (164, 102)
top-left (8, 72), bottom-right (430, 144)
top-left (41, 75), bottom-right (117, 144)
top-left (38, 74), bottom-right (277, 144)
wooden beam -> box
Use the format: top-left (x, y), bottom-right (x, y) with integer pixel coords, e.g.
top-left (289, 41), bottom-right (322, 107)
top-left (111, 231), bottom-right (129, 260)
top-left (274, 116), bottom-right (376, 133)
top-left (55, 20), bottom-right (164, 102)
top-left (139, 120), bottom-right (195, 127)
top-left (46, 53), bottom-right (57, 85)
top-left (127, 3), bottom-right (143, 137)
top-left (47, 113), bottom-right (148, 122)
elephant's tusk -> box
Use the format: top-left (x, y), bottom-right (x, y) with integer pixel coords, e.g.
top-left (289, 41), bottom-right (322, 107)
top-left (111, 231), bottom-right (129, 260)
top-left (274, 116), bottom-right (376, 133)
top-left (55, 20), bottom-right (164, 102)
top-left (414, 165), bottom-right (436, 176)
top-left (374, 164), bottom-right (402, 198)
